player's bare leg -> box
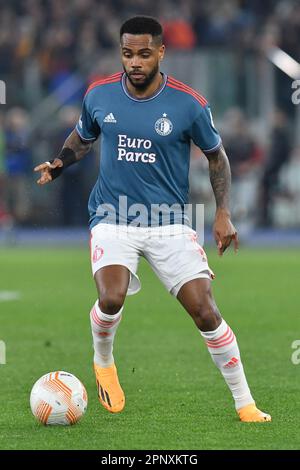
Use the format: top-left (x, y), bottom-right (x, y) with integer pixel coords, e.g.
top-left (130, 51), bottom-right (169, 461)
top-left (177, 278), bottom-right (271, 422)
top-left (90, 265), bottom-right (129, 413)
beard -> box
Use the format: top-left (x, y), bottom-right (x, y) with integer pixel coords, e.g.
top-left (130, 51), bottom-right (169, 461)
top-left (125, 63), bottom-right (160, 90)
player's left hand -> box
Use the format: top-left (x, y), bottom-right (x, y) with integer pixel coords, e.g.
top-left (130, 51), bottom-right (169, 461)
top-left (213, 209), bottom-right (239, 256)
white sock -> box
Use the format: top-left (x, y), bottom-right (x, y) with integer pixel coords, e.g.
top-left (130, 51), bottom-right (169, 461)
top-left (90, 300), bottom-right (123, 367)
top-left (200, 319), bottom-right (254, 410)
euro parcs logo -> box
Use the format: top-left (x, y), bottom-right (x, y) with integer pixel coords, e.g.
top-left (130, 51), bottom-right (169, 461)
top-left (0, 80), bottom-right (6, 104)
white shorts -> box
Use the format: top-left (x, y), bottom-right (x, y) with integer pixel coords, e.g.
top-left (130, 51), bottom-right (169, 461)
top-left (90, 224), bottom-right (214, 297)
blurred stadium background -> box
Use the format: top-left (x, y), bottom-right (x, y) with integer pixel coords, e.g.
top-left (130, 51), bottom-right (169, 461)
top-left (0, 0), bottom-right (300, 245)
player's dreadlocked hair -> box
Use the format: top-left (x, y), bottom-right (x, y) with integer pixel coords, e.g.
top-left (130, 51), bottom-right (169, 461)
top-left (120, 16), bottom-right (163, 45)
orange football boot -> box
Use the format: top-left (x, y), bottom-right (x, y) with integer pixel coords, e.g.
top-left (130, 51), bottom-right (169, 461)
top-left (238, 403), bottom-right (271, 422)
top-left (94, 363), bottom-right (125, 413)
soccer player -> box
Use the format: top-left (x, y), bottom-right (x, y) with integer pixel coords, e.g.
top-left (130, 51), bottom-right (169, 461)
top-left (34, 16), bottom-right (271, 422)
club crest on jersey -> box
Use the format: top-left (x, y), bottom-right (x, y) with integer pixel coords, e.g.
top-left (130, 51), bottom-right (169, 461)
top-left (155, 113), bottom-right (173, 136)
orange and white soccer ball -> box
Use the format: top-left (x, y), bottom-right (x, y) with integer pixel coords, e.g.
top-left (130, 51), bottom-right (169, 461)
top-left (30, 371), bottom-right (88, 425)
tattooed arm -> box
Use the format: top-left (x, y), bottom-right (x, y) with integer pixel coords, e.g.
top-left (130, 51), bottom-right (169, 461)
top-left (204, 144), bottom-right (239, 255)
top-left (34, 130), bottom-right (93, 185)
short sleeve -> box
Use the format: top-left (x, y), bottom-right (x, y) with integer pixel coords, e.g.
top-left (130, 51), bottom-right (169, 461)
top-left (75, 96), bottom-right (100, 142)
top-left (190, 104), bottom-right (222, 153)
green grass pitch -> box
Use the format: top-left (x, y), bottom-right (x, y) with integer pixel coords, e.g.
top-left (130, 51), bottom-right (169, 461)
top-left (0, 246), bottom-right (299, 450)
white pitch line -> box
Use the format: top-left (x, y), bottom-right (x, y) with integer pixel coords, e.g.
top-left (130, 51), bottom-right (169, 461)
top-left (0, 291), bottom-right (21, 302)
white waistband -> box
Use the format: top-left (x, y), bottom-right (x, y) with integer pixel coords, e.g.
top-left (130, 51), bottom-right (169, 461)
top-left (91, 223), bottom-right (194, 236)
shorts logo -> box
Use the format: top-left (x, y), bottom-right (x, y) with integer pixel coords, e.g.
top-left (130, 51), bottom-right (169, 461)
top-left (93, 246), bottom-right (104, 263)
top-left (190, 233), bottom-right (207, 261)
top-left (155, 113), bottom-right (173, 136)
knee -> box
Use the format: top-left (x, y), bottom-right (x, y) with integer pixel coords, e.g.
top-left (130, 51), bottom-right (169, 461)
top-left (189, 297), bottom-right (221, 331)
top-left (99, 291), bottom-right (125, 315)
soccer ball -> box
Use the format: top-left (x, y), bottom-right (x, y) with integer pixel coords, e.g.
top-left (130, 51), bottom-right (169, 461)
top-left (30, 371), bottom-right (88, 425)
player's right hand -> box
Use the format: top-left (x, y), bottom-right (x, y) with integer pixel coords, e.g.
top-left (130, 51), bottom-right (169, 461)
top-left (34, 158), bottom-right (63, 185)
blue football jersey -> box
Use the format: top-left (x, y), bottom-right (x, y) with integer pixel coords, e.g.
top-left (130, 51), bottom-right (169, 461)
top-left (75, 72), bottom-right (222, 228)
